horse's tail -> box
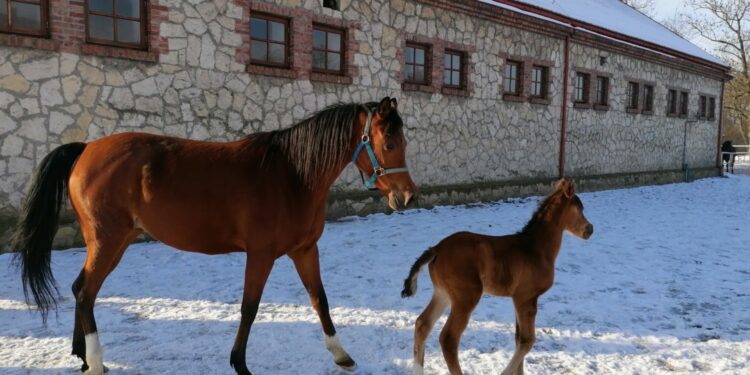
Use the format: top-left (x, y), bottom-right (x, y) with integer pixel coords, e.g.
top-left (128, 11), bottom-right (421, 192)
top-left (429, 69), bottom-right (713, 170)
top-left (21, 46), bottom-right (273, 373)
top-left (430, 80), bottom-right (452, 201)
top-left (12, 142), bottom-right (87, 323)
top-left (401, 247), bottom-right (436, 298)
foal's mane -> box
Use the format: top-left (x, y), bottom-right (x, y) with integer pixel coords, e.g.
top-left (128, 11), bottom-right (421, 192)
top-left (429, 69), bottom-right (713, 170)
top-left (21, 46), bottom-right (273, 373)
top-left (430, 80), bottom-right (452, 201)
top-left (258, 102), bottom-right (375, 187)
top-left (518, 187), bottom-right (566, 234)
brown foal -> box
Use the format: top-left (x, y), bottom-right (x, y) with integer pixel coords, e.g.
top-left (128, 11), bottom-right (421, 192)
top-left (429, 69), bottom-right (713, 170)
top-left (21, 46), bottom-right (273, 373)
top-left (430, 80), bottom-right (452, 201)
top-left (402, 179), bottom-right (593, 375)
top-left (13, 97), bottom-right (416, 375)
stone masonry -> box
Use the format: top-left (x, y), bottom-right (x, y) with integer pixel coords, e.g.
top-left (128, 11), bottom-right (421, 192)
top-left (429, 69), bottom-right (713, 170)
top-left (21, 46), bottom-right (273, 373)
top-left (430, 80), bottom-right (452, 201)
top-left (0, 0), bottom-right (727, 249)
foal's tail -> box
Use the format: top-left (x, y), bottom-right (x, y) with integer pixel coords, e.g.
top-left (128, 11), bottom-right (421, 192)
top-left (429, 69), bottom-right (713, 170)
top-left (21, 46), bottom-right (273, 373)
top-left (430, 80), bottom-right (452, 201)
top-left (12, 142), bottom-right (87, 323)
top-left (401, 248), bottom-right (436, 298)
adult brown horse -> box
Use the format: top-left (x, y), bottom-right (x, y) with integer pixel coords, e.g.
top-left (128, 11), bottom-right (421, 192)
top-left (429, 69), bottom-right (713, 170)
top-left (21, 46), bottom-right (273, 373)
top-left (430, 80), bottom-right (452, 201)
top-left (12, 97), bottom-right (416, 375)
top-left (401, 179), bottom-right (592, 375)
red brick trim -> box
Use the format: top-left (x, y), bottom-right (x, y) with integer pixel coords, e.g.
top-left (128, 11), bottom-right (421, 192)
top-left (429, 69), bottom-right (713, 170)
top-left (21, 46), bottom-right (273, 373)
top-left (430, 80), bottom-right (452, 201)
top-left (502, 94), bottom-right (525, 102)
top-left (310, 72), bottom-right (353, 84)
top-left (593, 104), bottom-right (609, 111)
top-left (401, 82), bottom-right (437, 93)
top-left (499, 53), bottom-right (555, 103)
top-left (529, 97), bottom-right (551, 105)
top-left (80, 43), bottom-right (159, 62)
top-left (398, 33), bottom-right (475, 97)
top-left (0, 33), bottom-right (60, 51)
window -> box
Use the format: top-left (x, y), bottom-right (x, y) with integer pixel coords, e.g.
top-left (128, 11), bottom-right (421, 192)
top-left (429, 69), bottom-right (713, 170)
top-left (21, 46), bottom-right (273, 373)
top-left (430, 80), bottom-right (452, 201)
top-left (0, 0), bottom-right (47, 36)
top-left (86, 0), bottom-right (146, 48)
top-left (503, 61), bottom-right (521, 95)
top-left (667, 89), bottom-right (677, 115)
top-left (574, 72), bottom-right (590, 103)
top-left (595, 76), bottom-right (609, 106)
top-left (699, 95), bottom-right (707, 119)
top-left (530, 65), bottom-right (547, 98)
top-left (443, 50), bottom-right (463, 87)
top-left (627, 82), bottom-right (639, 110)
top-left (680, 92), bottom-right (689, 116)
top-left (708, 97), bottom-right (716, 120)
top-left (312, 25), bottom-right (343, 73)
top-left (250, 14), bottom-right (289, 67)
top-left (404, 43), bottom-right (429, 84)
top-left (642, 85), bottom-right (654, 113)
top-left (322, 0), bottom-right (339, 10)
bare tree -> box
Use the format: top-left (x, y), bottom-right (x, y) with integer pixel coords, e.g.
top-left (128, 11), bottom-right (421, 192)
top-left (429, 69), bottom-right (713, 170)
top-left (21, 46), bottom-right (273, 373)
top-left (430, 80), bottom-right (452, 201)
top-left (674, 0), bottom-right (750, 143)
top-left (620, 0), bottom-right (657, 17)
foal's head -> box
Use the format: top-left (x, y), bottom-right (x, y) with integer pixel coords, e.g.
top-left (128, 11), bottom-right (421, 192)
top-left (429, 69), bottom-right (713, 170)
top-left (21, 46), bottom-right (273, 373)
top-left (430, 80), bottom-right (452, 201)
top-left (554, 179), bottom-right (593, 239)
top-left (353, 97), bottom-right (417, 210)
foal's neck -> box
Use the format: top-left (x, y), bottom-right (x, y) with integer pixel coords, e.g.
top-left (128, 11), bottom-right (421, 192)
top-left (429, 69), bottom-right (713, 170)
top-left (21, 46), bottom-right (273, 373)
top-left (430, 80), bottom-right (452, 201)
top-left (524, 205), bottom-right (566, 262)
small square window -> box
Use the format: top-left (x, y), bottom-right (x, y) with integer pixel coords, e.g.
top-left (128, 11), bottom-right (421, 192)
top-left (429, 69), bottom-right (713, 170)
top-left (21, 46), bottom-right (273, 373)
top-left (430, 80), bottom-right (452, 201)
top-left (0, 0), bottom-right (48, 36)
top-left (699, 95), bottom-right (707, 119)
top-left (679, 92), bottom-right (689, 116)
top-left (627, 82), bottom-right (640, 110)
top-left (575, 72), bottom-right (590, 103)
top-left (250, 14), bottom-right (289, 67)
top-left (667, 89), bottom-right (677, 115)
top-left (595, 76), bottom-right (609, 106)
top-left (530, 65), bottom-right (548, 99)
top-left (708, 97), bottom-right (716, 120)
top-left (86, 0), bottom-right (145, 49)
top-left (642, 85), bottom-right (654, 113)
top-left (443, 50), bottom-right (463, 88)
top-left (503, 61), bottom-right (522, 96)
top-left (404, 42), bottom-right (429, 84)
top-left (312, 24), bottom-right (344, 74)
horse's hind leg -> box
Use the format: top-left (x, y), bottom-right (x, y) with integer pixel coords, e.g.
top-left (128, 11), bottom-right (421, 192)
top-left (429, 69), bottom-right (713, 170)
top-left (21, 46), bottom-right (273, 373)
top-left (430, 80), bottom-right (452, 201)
top-left (289, 245), bottom-right (356, 370)
top-left (439, 292), bottom-right (480, 375)
top-left (413, 289), bottom-right (449, 375)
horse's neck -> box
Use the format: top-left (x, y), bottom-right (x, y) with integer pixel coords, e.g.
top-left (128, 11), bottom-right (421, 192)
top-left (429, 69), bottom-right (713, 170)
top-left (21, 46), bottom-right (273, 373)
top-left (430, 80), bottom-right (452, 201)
top-left (527, 211), bottom-right (565, 262)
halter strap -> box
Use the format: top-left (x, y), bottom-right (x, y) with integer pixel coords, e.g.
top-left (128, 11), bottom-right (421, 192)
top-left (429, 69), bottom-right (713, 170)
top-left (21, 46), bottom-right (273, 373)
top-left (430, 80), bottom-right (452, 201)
top-left (351, 108), bottom-right (409, 190)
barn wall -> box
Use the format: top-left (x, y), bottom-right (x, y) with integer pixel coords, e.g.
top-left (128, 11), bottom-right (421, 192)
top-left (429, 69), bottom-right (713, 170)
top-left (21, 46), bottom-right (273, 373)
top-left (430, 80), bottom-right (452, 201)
top-left (0, 0), bottom-right (725, 249)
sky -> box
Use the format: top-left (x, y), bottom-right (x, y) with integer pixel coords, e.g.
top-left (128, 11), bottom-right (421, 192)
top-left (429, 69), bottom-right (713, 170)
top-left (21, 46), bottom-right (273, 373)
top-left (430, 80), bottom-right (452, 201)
top-left (652, 0), bottom-right (716, 52)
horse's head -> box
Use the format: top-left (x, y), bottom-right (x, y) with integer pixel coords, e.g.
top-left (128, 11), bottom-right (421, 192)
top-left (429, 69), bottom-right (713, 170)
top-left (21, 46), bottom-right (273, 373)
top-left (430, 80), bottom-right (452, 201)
top-left (352, 97), bottom-right (417, 210)
top-left (555, 178), bottom-right (593, 240)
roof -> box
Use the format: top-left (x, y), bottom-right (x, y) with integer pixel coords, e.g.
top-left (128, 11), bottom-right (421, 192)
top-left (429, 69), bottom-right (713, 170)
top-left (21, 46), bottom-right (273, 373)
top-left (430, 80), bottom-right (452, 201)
top-left (478, 0), bottom-right (726, 68)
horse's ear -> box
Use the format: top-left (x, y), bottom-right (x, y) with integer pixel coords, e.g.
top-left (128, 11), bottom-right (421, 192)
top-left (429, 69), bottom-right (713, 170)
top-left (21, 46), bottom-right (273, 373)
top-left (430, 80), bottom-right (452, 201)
top-left (389, 98), bottom-right (398, 111)
top-left (555, 178), bottom-right (575, 198)
top-left (377, 97), bottom-right (392, 115)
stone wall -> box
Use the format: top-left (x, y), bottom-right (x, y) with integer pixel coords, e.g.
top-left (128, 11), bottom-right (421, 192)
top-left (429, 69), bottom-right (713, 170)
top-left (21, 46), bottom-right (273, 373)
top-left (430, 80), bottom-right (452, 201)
top-left (0, 0), bottom-right (725, 250)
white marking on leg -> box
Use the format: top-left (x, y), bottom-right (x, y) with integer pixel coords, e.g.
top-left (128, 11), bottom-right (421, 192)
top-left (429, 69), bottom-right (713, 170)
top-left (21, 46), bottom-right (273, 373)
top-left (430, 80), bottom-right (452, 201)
top-left (413, 363), bottom-right (424, 375)
top-left (325, 334), bottom-right (355, 369)
top-left (85, 332), bottom-right (104, 375)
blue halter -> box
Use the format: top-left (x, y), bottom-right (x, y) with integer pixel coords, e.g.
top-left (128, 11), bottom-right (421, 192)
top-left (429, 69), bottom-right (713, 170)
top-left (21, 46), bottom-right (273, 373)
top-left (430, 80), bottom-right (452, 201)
top-left (351, 109), bottom-right (409, 190)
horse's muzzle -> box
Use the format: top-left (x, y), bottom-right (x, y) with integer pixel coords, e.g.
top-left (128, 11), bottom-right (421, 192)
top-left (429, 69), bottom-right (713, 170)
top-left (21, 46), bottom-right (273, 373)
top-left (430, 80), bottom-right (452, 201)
top-left (583, 224), bottom-right (594, 239)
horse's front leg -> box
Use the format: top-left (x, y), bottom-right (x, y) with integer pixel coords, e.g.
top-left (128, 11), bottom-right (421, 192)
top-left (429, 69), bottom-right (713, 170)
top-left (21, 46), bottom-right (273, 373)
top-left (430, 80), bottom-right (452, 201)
top-left (230, 253), bottom-right (275, 375)
top-left (289, 245), bottom-right (357, 371)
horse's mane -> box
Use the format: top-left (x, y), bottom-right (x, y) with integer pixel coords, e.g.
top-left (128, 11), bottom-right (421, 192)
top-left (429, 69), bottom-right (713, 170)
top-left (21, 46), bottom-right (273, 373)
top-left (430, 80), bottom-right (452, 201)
top-left (518, 188), bottom-right (565, 235)
top-left (253, 102), bottom-right (376, 187)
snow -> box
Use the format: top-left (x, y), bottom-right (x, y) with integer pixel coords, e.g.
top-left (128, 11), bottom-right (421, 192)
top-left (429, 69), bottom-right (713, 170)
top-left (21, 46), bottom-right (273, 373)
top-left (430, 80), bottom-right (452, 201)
top-left (478, 0), bottom-right (724, 66)
top-left (2, 175), bottom-right (750, 374)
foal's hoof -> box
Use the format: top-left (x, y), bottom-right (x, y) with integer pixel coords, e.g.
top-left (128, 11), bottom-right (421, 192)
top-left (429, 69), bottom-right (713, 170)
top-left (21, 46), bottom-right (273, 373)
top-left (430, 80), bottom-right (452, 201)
top-left (82, 364), bottom-right (108, 374)
top-left (335, 356), bottom-right (357, 372)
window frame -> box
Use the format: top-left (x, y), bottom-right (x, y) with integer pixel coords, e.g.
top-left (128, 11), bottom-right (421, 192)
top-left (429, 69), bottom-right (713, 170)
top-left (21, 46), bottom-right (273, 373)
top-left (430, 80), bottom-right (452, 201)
top-left (249, 12), bottom-right (291, 68)
top-left (529, 65), bottom-right (548, 99)
top-left (626, 81), bottom-right (640, 111)
top-left (679, 91), bottom-right (689, 117)
top-left (1, 0), bottom-right (49, 37)
top-left (312, 23), bottom-right (345, 75)
top-left (442, 49), bottom-right (464, 89)
top-left (595, 76), bottom-right (609, 107)
top-left (503, 60), bottom-right (522, 96)
top-left (642, 84), bottom-right (654, 114)
top-left (666, 89), bottom-right (678, 116)
top-left (403, 41), bottom-right (430, 85)
top-left (708, 97), bottom-right (716, 121)
top-left (84, 0), bottom-right (148, 50)
top-left (574, 72), bottom-right (590, 104)
top-left (699, 95), bottom-right (708, 119)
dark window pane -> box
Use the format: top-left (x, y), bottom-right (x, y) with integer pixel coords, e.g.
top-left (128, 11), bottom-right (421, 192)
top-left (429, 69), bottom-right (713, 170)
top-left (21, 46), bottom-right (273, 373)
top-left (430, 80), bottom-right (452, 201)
top-left (327, 32), bottom-right (341, 52)
top-left (415, 66), bottom-right (424, 82)
top-left (405, 47), bottom-right (414, 64)
top-left (89, 14), bottom-right (114, 40)
top-left (443, 70), bottom-right (450, 85)
top-left (313, 29), bottom-right (326, 50)
top-left (115, 0), bottom-right (139, 18)
top-left (451, 71), bottom-right (460, 86)
top-left (250, 18), bottom-right (267, 40)
top-left (444, 54), bottom-right (450, 69)
top-left (312, 50), bottom-right (325, 70)
top-left (0, 0), bottom-right (9, 30)
top-left (327, 52), bottom-right (340, 71)
top-left (11, 2), bottom-right (41, 30)
top-left (405, 64), bottom-right (414, 81)
top-left (250, 40), bottom-right (267, 61)
top-left (116, 19), bottom-right (140, 44)
top-left (452, 54), bottom-right (460, 70)
top-left (269, 21), bottom-right (285, 42)
top-left (415, 48), bottom-right (424, 64)
top-left (269, 43), bottom-right (285, 64)
top-left (88, 0), bottom-right (113, 14)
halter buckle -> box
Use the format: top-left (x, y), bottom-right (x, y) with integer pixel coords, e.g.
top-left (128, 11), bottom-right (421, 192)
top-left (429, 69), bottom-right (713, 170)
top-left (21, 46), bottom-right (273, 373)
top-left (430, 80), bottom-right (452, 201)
top-left (361, 135), bottom-right (370, 143)
top-left (375, 167), bottom-right (385, 176)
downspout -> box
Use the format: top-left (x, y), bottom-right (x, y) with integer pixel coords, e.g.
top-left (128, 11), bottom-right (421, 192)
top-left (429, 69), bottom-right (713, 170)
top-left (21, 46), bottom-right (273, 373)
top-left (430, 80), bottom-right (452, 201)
top-left (559, 35), bottom-right (571, 178)
top-left (715, 80), bottom-right (726, 172)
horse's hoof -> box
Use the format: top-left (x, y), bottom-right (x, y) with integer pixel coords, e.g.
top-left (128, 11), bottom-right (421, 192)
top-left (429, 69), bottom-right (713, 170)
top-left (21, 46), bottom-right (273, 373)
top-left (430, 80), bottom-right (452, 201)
top-left (335, 357), bottom-right (357, 372)
top-left (82, 365), bottom-right (107, 374)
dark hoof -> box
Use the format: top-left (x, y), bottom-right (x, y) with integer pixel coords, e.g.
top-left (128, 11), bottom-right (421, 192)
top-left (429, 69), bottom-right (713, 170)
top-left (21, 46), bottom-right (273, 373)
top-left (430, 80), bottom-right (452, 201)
top-left (230, 350), bottom-right (252, 375)
top-left (81, 365), bottom-right (108, 374)
top-left (335, 357), bottom-right (357, 372)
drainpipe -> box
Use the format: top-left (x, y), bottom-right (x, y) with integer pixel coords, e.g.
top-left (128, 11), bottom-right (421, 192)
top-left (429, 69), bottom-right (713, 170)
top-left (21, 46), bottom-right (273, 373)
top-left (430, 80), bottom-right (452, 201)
top-left (715, 80), bottom-right (726, 172)
top-left (559, 35), bottom-right (571, 178)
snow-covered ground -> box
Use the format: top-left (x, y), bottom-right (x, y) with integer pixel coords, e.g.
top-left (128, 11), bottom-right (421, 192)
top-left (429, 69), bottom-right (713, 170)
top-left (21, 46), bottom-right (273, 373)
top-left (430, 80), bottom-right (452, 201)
top-left (2, 175), bottom-right (749, 374)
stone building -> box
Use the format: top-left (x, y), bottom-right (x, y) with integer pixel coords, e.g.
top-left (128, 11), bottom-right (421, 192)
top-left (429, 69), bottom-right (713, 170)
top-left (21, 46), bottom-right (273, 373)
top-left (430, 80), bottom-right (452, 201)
top-left (0, 0), bottom-right (730, 249)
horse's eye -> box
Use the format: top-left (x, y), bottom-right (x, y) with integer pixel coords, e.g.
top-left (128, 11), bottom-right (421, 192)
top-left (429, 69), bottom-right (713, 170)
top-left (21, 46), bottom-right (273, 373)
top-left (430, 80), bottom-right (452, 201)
top-left (385, 143), bottom-right (395, 151)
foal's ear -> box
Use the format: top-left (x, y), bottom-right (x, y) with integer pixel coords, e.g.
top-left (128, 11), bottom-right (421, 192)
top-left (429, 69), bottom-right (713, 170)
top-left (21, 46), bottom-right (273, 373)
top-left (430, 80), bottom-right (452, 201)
top-left (389, 98), bottom-right (398, 110)
top-left (377, 97), bottom-right (393, 115)
top-left (555, 178), bottom-right (575, 198)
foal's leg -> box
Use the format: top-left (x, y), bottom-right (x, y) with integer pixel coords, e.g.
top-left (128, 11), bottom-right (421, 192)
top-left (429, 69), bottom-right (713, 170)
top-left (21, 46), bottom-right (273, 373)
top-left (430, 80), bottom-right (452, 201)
top-left (439, 292), bottom-right (481, 375)
top-left (501, 297), bottom-right (538, 375)
top-left (289, 245), bottom-right (356, 370)
top-left (229, 253), bottom-right (274, 375)
top-left (413, 289), bottom-right (449, 375)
